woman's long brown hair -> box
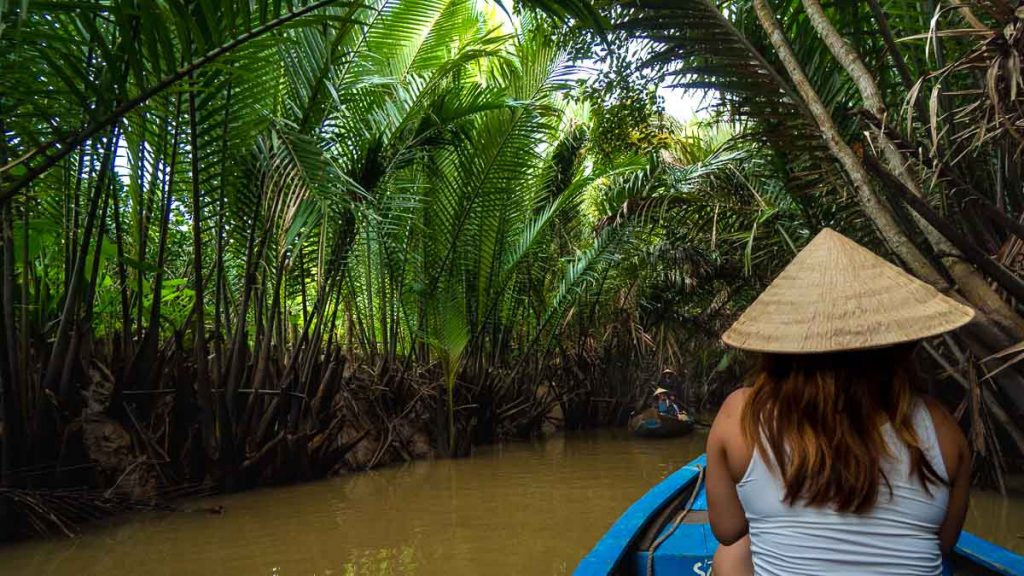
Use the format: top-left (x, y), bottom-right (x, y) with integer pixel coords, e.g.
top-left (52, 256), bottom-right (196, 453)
top-left (741, 346), bottom-right (946, 514)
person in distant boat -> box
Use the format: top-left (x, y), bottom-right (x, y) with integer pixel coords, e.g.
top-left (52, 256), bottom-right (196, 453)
top-left (651, 385), bottom-right (684, 416)
top-left (653, 388), bottom-right (681, 417)
top-left (658, 368), bottom-right (679, 392)
top-left (669, 392), bottom-right (690, 422)
top-left (707, 229), bottom-right (973, 576)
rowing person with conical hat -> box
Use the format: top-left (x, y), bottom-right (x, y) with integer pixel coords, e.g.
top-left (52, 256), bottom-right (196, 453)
top-left (707, 228), bottom-right (974, 576)
top-left (652, 387), bottom-right (680, 418)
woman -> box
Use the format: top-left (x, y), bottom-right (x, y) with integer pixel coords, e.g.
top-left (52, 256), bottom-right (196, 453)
top-left (707, 228), bottom-right (974, 576)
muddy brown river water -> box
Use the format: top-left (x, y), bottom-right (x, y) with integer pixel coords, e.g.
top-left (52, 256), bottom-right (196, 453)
top-left (0, 430), bottom-right (1020, 575)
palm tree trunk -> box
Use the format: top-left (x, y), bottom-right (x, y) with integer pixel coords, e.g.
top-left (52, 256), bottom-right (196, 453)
top-left (41, 131), bottom-right (118, 398)
top-left (799, 0), bottom-right (884, 117)
top-left (0, 200), bottom-right (24, 486)
top-left (188, 74), bottom-right (218, 461)
top-left (144, 99), bottom-right (183, 353)
top-left (110, 177), bottom-right (131, 352)
top-left (752, 0), bottom-right (944, 288)
top-left (66, 145), bottom-right (89, 292)
top-left (800, 0), bottom-right (1024, 338)
top-left (212, 79), bottom-right (233, 391)
top-left (135, 129), bottom-right (150, 338)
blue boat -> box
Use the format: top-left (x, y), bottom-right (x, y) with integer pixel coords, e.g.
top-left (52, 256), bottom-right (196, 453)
top-left (576, 454), bottom-right (1024, 576)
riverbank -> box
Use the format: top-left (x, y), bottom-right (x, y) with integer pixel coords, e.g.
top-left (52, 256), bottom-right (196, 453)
top-left (0, 430), bottom-right (1020, 575)
top-left (0, 352), bottom-right (679, 541)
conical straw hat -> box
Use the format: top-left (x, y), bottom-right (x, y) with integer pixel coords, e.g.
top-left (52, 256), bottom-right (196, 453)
top-left (722, 228), bottom-right (974, 354)
top-left (652, 388), bottom-right (670, 396)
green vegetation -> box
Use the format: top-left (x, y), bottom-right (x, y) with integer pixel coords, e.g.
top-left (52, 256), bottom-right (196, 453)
top-left (1, 0), bottom-right (1023, 536)
top-left (617, 0), bottom-right (1024, 483)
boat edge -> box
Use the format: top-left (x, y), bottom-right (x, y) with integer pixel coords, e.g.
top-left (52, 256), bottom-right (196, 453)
top-left (955, 531), bottom-right (1024, 576)
top-left (575, 454), bottom-right (1024, 576)
top-left (573, 454), bottom-right (707, 576)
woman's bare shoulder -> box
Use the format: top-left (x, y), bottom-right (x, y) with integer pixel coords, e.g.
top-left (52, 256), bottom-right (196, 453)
top-left (710, 387), bottom-right (749, 435)
top-left (920, 395), bottom-right (969, 476)
top-left (920, 396), bottom-right (964, 441)
top-left (721, 386), bottom-right (751, 414)
top-left (710, 387), bottom-right (751, 436)
top-left (709, 387), bottom-right (753, 482)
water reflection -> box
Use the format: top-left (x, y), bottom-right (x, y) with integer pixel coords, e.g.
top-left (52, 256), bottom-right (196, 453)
top-left (966, 484), bottom-right (1024, 556)
top-left (0, 430), bottom-right (1017, 575)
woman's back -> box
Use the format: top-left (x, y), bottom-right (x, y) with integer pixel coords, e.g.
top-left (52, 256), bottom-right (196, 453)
top-left (737, 397), bottom-right (949, 575)
top-left (708, 230), bottom-right (973, 576)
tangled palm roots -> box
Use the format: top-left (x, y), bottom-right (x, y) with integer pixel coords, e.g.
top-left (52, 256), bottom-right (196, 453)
top-left (0, 329), bottom-right (655, 539)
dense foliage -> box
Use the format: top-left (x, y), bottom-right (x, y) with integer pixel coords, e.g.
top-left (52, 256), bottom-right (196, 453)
top-left (0, 0), bottom-right (774, 536)
top-left (1, 0), bottom-right (1023, 536)
top-left (613, 0), bottom-right (1024, 485)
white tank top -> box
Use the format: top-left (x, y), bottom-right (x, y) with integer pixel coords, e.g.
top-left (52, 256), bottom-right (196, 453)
top-left (736, 399), bottom-right (950, 576)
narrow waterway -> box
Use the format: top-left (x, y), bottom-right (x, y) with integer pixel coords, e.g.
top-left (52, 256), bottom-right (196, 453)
top-left (0, 430), bottom-right (1020, 575)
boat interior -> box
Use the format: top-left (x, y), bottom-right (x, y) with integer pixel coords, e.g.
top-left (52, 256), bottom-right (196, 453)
top-left (617, 480), bottom-right (1005, 576)
top-left (617, 477), bottom-right (714, 575)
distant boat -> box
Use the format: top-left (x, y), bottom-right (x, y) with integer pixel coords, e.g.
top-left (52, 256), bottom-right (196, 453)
top-left (576, 454), bottom-right (1024, 576)
top-left (629, 408), bottom-right (695, 438)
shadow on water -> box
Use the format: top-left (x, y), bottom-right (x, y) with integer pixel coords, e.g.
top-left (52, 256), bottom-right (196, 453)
top-left (0, 430), bottom-right (1018, 575)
